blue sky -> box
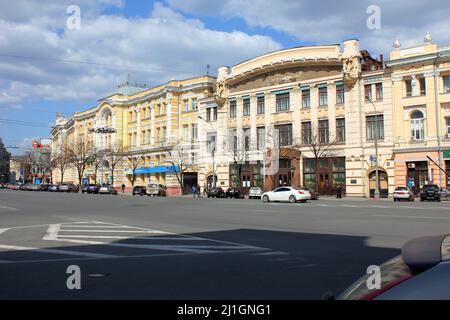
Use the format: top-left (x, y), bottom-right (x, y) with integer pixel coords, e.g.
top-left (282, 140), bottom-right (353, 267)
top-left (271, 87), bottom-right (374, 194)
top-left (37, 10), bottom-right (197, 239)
top-left (1, 0), bottom-right (450, 154)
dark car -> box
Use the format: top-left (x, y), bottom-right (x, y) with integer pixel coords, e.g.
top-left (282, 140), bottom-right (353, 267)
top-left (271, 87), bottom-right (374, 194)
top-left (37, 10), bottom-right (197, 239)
top-left (225, 187), bottom-right (244, 199)
top-left (58, 183), bottom-right (78, 193)
top-left (132, 185), bottom-right (146, 196)
top-left (207, 187), bottom-right (226, 198)
top-left (84, 184), bottom-right (100, 194)
top-left (19, 183), bottom-right (31, 191)
top-left (337, 235), bottom-right (450, 300)
top-left (420, 184), bottom-right (441, 202)
top-left (40, 184), bottom-right (50, 191)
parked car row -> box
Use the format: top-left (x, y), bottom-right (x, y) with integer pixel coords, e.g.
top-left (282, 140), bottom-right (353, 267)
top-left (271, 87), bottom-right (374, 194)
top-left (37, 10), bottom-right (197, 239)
top-left (3, 182), bottom-right (80, 192)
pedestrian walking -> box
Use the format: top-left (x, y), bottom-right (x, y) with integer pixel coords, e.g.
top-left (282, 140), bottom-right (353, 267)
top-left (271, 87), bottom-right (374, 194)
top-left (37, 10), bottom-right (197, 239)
top-left (121, 183), bottom-right (126, 194)
top-left (192, 184), bottom-right (197, 198)
top-left (336, 185), bottom-right (342, 199)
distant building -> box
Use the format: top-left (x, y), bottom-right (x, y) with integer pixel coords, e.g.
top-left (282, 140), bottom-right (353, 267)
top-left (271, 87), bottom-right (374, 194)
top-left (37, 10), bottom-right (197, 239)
top-left (0, 138), bottom-right (11, 183)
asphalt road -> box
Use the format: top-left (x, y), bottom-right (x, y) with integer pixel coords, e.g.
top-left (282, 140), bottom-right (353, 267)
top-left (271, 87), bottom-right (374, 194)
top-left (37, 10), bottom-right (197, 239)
top-left (0, 189), bottom-right (449, 299)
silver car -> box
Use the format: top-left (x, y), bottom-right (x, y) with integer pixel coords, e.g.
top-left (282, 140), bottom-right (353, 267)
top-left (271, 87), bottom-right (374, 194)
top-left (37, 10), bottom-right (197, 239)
top-left (99, 185), bottom-right (118, 195)
top-left (338, 234), bottom-right (450, 299)
top-left (248, 187), bottom-right (263, 199)
top-left (147, 183), bottom-right (167, 196)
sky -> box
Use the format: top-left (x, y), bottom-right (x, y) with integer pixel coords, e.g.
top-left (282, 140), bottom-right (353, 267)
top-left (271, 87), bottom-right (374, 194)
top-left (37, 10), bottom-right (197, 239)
top-left (1, 0), bottom-right (450, 155)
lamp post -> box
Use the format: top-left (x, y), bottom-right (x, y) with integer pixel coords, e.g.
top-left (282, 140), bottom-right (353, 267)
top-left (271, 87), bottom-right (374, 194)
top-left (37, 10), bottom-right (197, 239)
top-left (366, 96), bottom-right (380, 200)
top-left (198, 115), bottom-right (216, 188)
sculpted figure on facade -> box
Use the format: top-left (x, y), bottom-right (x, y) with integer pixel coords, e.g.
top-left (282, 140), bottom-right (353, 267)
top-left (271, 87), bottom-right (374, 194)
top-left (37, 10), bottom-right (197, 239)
top-left (340, 39), bottom-right (362, 88)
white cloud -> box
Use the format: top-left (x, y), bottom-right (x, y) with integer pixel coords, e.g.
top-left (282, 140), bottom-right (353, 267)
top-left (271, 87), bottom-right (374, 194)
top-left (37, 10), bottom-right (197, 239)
top-left (0, 1), bottom-right (281, 107)
top-left (167, 0), bottom-right (450, 56)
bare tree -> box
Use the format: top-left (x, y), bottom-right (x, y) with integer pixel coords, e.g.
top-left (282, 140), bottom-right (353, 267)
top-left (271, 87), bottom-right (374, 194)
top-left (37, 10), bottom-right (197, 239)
top-left (293, 131), bottom-right (337, 193)
top-left (19, 152), bottom-right (33, 183)
top-left (54, 146), bottom-right (72, 184)
top-left (40, 150), bottom-right (57, 184)
top-left (104, 141), bottom-right (126, 186)
top-left (127, 153), bottom-right (145, 187)
top-left (222, 129), bottom-right (250, 189)
top-left (65, 140), bottom-right (92, 191)
top-left (167, 143), bottom-right (196, 194)
top-left (89, 147), bottom-right (104, 184)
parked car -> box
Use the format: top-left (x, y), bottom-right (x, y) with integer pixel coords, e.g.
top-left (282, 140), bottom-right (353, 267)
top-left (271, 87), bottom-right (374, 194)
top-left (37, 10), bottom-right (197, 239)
top-left (0, 183), bottom-right (7, 189)
top-left (99, 185), bottom-right (118, 195)
top-left (420, 184), bottom-right (441, 202)
top-left (337, 234), bottom-right (450, 299)
top-left (248, 187), bottom-right (263, 199)
top-left (261, 186), bottom-right (311, 203)
top-left (302, 187), bottom-right (319, 200)
top-left (58, 183), bottom-right (78, 193)
top-left (40, 184), bottom-right (50, 191)
top-left (226, 187), bottom-right (244, 199)
top-left (19, 183), bottom-right (31, 191)
top-left (439, 187), bottom-right (450, 201)
top-left (48, 184), bottom-right (59, 192)
top-left (84, 184), bottom-right (100, 194)
top-left (207, 187), bottom-right (226, 198)
top-left (147, 183), bottom-right (167, 196)
top-left (29, 184), bottom-right (41, 191)
top-left (9, 184), bottom-right (20, 190)
top-left (132, 185), bottom-right (146, 196)
top-left (393, 186), bottom-right (415, 202)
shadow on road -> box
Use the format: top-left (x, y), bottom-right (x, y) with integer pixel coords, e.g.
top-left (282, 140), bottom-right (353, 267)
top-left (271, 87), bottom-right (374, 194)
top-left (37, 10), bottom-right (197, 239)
top-left (0, 228), bottom-right (400, 299)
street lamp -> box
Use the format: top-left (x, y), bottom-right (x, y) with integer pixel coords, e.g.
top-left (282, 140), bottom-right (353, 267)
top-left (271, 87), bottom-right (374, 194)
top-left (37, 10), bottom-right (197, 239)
top-left (198, 115), bottom-right (216, 188)
top-left (365, 96), bottom-right (380, 200)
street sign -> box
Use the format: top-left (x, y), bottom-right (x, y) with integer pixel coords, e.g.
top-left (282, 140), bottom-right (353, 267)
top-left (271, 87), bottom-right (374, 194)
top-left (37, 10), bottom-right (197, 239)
top-left (370, 155), bottom-right (377, 163)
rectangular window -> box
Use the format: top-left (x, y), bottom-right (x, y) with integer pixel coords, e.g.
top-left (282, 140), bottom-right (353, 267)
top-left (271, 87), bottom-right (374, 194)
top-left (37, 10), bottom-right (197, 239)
top-left (446, 118), bottom-right (450, 137)
top-left (229, 100), bottom-right (237, 118)
top-left (336, 83), bottom-right (345, 104)
top-left (243, 98), bottom-right (250, 116)
top-left (191, 98), bottom-right (198, 110)
top-left (365, 84), bottom-right (372, 101)
top-left (162, 127), bottom-right (167, 142)
top-left (206, 108), bottom-right (211, 121)
top-left (405, 79), bottom-right (413, 97)
top-left (243, 128), bottom-right (250, 151)
top-left (336, 118), bottom-right (345, 142)
top-left (318, 85), bottom-right (328, 106)
top-left (444, 75), bottom-right (450, 93)
top-left (257, 127), bottom-right (265, 150)
top-left (366, 115), bottom-right (384, 140)
top-left (276, 93), bottom-right (290, 111)
top-left (419, 77), bottom-right (426, 96)
top-left (182, 125), bottom-right (189, 141)
top-left (275, 124), bottom-right (292, 146)
top-left (213, 107), bottom-right (217, 121)
top-left (183, 99), bottom-right (189, 112)
top-left (301, 121), bottom-right (312, 144)
top-left (318, 119), bottom-right (329, 143)
top-left (375, 83), bottom-right (383, 100)
top-left (257, 96), bottom-right (265, 114)
top-left (302, 88), bottom-right (311, 108)
top-left (207, 132), bottom-right (216, 153)
top-left (191, 124), bottom-right (198, 141)
top-left (141, 130), bottom-right (146, 144)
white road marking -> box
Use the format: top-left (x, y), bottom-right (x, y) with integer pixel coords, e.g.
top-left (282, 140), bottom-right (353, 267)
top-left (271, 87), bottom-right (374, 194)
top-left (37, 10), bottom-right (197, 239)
top-left (57, 235), bottom-right (208, 240)
top-left (0, 244), bottom-right (117, 258)
top-left (0, 205), bottom-right (18, 211)
top-left (253, 251), bottom-right (289, 256)
top-left (0, 228), bottom-right (9, 235)
top-left (43, 224), bottom-right (61, 241)
top-left (58, 229), bottom-right (169, 233)
top-left (372, 214), bottom-right (450, 220)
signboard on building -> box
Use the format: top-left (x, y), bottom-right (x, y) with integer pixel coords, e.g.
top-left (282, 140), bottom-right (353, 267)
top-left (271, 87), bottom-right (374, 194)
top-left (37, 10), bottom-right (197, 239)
top-left (443, 150), bottom-right (450, 159)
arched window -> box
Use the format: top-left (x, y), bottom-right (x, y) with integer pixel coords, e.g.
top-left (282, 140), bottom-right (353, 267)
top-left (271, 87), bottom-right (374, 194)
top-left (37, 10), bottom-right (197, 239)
top-left (410, 110), bottom-right (424, 141)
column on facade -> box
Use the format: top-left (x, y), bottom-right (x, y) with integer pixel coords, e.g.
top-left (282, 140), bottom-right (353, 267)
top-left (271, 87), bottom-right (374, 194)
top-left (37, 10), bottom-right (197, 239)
top-left (136, 107), bottom-right (141, 147)
top-left (327, 82), bottom-right (337, 141)
top-left (249, 94), bottom-right (258, 153)
top-left (291, 87), bottom-right (301, 143)
top-left (165, 93), bottom-right (172, 144)
top-left (309, 84), bottom-right (319, 135)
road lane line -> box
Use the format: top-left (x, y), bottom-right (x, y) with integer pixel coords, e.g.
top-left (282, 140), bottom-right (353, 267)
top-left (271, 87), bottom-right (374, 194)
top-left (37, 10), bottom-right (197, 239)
top-left (57, 229), bottom-right (169, 233)
top-left (0, 244), bottom-right (118, 258)
top-left (0, 205), bottom-right (18, 211)
top-left (372, 214), bottom-right (450, 220)
top-left (0, 228), bottom-right (9, 235)
top-left (43, 224), bottom-right (61, 241)
top-left (57, 235), bottom-right (208, 240)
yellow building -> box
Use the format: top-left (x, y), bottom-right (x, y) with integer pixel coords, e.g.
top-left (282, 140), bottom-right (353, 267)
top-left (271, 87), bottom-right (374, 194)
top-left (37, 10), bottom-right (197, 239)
top-left (51, 76), bottom-right (215, 194)
top-left (386, 37), bottom-right (450, 191)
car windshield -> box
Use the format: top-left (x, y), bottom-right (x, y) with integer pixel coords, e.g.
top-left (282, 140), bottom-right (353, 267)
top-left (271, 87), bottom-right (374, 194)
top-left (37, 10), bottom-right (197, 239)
top-left (395, 187), bottom-right (408, 191)
top-left (423, 185), bottom-right (438, 191)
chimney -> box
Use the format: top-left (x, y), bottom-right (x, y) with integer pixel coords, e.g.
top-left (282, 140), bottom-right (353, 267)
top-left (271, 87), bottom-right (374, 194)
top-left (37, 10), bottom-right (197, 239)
top-left (379, 54), bottom-right (384, 69)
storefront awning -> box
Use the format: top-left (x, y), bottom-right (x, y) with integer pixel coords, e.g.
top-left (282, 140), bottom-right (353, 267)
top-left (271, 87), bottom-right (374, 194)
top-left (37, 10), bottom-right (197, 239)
top-left (126, 165), bottom-right (180, 175)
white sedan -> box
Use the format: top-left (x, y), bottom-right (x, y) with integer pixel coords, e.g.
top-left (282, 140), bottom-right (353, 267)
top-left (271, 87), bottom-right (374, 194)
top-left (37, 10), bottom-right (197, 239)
top-left (261, 186), bottom-right (311, 203)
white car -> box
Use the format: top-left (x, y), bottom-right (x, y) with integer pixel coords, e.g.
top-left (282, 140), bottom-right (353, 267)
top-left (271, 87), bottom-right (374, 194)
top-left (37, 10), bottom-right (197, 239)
top-left (261, 186), bottom-right (311, 203)
top-left (393, 186), bottom-right (414, 202)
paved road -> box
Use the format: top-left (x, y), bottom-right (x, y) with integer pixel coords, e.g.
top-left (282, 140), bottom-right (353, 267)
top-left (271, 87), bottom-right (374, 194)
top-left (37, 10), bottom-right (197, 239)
top-left (0, 190), bottom-right (449, 299)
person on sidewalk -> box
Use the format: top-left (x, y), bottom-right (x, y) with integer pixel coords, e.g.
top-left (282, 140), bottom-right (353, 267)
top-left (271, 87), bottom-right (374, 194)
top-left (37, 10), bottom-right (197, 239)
top-left (336, 185), bottom-right (342, 199)
top-left (192, 185), bottom-right (197, 198)
top-left (121, 183), bottom-right (126, 194)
